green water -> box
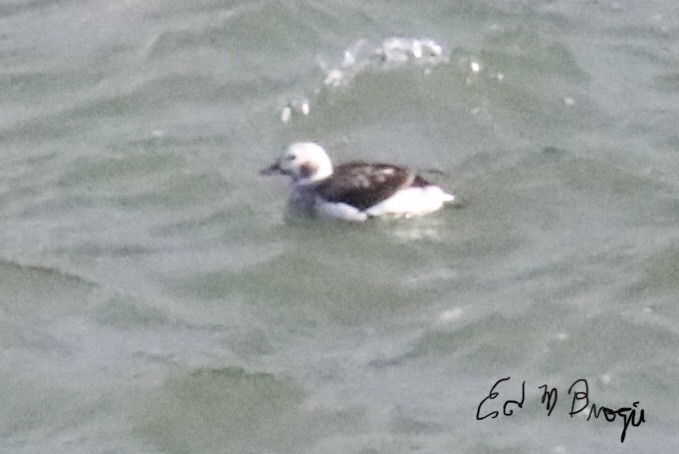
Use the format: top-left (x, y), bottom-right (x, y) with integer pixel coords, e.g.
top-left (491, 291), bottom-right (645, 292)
top-left (1, 1), bottom-right (678, 452)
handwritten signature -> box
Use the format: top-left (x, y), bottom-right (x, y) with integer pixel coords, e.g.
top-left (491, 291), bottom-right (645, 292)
top-left (476, 377), bottom-right (645, 443)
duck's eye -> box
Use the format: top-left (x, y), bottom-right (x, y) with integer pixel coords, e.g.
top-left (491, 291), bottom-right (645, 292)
top-left (287, 154), bottom-right (296, 161)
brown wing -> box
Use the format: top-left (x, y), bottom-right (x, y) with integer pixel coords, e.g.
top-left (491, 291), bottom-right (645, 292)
top-left (315, 162), bottom-right (431, 211)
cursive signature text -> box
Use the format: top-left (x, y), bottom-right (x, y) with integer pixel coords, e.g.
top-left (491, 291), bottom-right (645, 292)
top-left (476, 377), bottom-right (646, 443)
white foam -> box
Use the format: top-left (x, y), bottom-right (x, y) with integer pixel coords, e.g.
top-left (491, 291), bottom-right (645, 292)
top-left (282, 37), bottom-right (449, 121)
top-left (439, 308), bottom-right (463, 323)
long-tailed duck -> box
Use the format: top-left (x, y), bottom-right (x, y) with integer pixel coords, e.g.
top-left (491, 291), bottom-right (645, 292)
top-left (261, 142), bottom-right (455, 221)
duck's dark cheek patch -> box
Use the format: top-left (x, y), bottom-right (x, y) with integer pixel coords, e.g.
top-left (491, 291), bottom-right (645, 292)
top-left (299, 162), bottom-right (318, 179)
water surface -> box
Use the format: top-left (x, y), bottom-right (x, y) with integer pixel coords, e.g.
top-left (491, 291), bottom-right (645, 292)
top-left (1, 1), bottom-right (678, 453)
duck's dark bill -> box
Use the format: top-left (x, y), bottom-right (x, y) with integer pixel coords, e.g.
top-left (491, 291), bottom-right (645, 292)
top-left (260, 163), bottom-right (282, 175)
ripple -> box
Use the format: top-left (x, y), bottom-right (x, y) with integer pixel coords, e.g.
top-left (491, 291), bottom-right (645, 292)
top-left (132, 366), bottom-right (365, 453)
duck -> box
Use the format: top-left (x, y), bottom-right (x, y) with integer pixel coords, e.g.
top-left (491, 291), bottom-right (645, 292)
top-left (260, 142), bottom-right (455, 221)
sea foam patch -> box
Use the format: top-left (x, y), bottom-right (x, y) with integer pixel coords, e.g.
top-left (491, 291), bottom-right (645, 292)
top-left (281, 37), bottom-right (449, 123)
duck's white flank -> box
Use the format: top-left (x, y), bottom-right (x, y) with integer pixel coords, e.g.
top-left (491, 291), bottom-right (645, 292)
top-left (261, 142), bottom-right (455, 221)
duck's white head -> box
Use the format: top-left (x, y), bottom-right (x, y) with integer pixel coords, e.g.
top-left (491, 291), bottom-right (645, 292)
top-left (260, 142), bottom-right (333, 184)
